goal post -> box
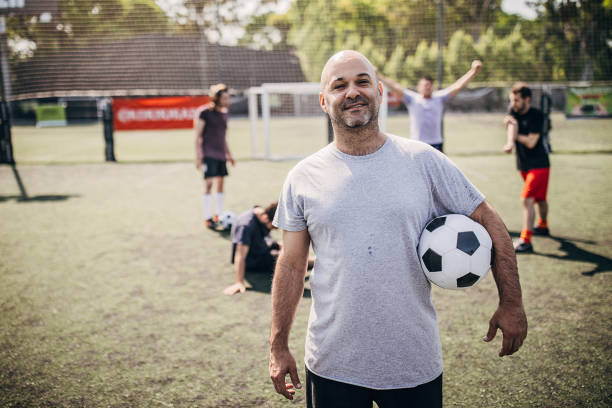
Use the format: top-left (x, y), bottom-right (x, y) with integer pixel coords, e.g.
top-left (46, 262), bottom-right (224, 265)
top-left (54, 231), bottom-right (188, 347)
top-left (248, 82), bottom-right (388, 161)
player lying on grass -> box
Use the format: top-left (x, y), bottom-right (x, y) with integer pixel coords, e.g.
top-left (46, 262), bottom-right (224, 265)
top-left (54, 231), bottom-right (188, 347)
top-left (223, 202), bottom-right (314, 296)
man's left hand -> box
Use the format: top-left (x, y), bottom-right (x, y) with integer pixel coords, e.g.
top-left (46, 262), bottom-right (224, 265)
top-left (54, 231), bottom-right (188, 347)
top-left (483, 303), bottom-right (527, 357)
top-left (472, 60), bottom-right (483, 74)
top-left (504, 115), bottom-right (517, 129)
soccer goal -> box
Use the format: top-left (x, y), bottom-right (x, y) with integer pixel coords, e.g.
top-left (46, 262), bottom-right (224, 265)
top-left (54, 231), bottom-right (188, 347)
top-left (248, 82), bottom-right (388, 160)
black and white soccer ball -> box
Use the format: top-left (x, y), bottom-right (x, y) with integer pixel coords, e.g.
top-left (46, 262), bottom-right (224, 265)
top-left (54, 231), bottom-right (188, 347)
top-left (219, 210), bottom-right (236, 230)
top-left (418, 214), bottom-right (493, 290)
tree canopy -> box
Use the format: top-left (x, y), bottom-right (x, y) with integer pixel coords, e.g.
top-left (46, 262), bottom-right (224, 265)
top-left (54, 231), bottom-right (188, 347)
top-left (7, 0), bottom-right (612, 84)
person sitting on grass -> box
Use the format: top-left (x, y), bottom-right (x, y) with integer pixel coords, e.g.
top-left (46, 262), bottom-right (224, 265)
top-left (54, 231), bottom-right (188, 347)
top-left (223, 202), bottom-right (281, 295)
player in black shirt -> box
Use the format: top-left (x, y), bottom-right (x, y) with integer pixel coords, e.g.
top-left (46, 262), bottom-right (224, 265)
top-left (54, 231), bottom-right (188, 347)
top-left (223, 202), bottom-right (280, 296)
top-left (504, 83), bottom-right (551, 253)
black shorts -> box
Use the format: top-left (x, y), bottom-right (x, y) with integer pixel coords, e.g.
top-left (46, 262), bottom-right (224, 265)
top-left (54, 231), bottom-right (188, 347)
top-left (203, 157), bottom-right (228, 179)
top-left (306, 367), bottom-right (442, 408)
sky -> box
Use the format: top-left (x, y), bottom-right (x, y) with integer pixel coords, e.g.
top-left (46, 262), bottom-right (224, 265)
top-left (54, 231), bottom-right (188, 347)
top-left (501, 0), bottom-right (538, 20)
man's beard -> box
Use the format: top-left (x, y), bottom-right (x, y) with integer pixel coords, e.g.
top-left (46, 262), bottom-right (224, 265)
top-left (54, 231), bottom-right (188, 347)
top-left (331, 96), bottom-right (379, 129)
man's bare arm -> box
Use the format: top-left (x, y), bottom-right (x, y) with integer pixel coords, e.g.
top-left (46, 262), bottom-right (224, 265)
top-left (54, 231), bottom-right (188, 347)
top-left (516, 132), bottom-right (541, 149)
top-left (447, 60), bottom-right (482, 99)
top-left (376, 71), bottom-right (405, 98)
top-left (504, 116), bottom-right (517, 153)
top-left (223, 243), bottom-right (248, 295)
top-left (269, 229), bottom-right (311, 400)
top-left (470, 200), bottom-right (528, 357)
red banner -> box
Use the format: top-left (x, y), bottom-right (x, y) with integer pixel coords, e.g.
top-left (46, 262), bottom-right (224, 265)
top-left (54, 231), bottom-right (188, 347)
top-left (113, 96), bottom-right (211, 130)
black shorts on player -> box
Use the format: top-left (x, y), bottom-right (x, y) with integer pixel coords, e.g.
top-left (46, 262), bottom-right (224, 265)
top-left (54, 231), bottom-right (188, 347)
top-left (203, 157), bottom-right (228, 179)
top-left (305, 368), bottom-right (442, 408)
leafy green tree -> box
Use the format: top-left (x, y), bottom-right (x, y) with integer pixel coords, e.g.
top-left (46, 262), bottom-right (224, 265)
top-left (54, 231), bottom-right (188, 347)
top-left (475, 25), bottom-right (538, 82)
top-left (402, 41), bottom-right (439, 86)
top-left (8, 0), bottom-right (171, 59)
top-left (238, 12), bottom-right (291, 50)
top-left (538, 0), bottom-right (612, 80)
top-left (444, 30), bottom-right (479, 83)
top-left (173, 0), bottom-right (279, 42)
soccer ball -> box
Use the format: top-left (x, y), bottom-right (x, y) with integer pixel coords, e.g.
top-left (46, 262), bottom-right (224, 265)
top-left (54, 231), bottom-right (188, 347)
top-left (417, 214), bottom-right (493, 290)
top-left (219, 210), bottom-right (236, 230)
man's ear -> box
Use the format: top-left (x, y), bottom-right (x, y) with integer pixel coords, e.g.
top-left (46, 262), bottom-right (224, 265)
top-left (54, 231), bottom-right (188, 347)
top-left (319, 92), bottom-right (328, 114)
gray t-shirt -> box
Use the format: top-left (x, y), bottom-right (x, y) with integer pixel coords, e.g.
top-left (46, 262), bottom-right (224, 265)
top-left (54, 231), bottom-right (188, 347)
top-left (403, 89), bottom-right (451, 145)
top-left (273, 135), bottom-right (484, 390)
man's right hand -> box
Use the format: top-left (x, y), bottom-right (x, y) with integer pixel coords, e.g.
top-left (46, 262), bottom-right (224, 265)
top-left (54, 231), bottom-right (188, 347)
top-left (269, 347), bottom-right (301, 400)
top-left (471, 59), bottom-right (483, 74)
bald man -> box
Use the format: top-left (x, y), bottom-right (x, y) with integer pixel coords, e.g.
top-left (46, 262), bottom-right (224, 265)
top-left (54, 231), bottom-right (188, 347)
top-left (268, 50), bottom-right (527, 407)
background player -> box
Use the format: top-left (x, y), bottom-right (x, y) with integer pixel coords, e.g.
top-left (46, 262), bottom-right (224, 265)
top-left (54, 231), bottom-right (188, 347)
top-left (223, 202), bottom-right (280, 296)
top-left (504, 82), bottom-right (551, 253)
top-left (195, 84), bottom-right (235, 229)
top-left (377, 60), bottom-right (482, 152)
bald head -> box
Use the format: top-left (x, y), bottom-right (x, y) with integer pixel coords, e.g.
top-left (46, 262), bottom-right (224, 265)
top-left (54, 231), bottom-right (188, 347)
top-left (320, 50), bottom-right (377, 89)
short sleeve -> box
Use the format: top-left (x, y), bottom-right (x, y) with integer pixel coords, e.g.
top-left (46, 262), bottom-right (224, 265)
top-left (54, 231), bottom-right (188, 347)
top-left (402, 89), bottom-right (418, 106)
top-left (434, 88), bottom-right (452, 104)
top-left (426, 149), bottom-right (485, 218)
top-left (198, 108), bottom-right (209, 121)
top-left (273, 171), bottom-right (307, 232)
top-left (233, 224), bottom-right (251, 246)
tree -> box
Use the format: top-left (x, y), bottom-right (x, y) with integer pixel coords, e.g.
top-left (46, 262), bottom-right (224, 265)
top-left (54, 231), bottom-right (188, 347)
top-left (8, 0), bottom-right (171, 59)
top-left (444, 30), bottom-right (479, 83)
top-left (238, 12), bottom-right (291, 50)
top-left (166, 0), bottom-right (280, 44)
top-left (538, 0), bottom-right (612, 81)
top-left (402, 41), bottom-right (439, 85)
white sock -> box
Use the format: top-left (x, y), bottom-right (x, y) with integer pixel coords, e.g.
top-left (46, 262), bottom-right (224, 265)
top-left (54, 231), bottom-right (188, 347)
top-left (216, 193), bottom-right (224, 216)
top-left (202, 194), bottom-right (212, 220)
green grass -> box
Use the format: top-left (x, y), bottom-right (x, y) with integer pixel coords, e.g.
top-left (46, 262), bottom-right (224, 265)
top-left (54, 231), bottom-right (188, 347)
top-left (1, 114), bottom-right (611, 407)
top-left (11, 113), bottom-right (612, 164)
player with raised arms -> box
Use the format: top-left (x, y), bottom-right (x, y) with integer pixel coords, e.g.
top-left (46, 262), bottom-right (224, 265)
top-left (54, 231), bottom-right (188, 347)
top-left (268, 50), bottom-right (527, 407)
top-left (377, 60), bottom-right (482, 152)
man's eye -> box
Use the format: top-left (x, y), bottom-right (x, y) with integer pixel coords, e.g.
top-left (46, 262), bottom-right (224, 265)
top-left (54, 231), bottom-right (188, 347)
top-left (334, 84), bottom-right (345, 89)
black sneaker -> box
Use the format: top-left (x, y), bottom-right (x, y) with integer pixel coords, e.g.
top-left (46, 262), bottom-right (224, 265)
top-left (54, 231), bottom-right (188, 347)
top-left (205, 218), bottom-right (218, 229)
top-left (533, 227), bottom-right (549, 236)
top-left (514, 240), bottom-right (534, 253)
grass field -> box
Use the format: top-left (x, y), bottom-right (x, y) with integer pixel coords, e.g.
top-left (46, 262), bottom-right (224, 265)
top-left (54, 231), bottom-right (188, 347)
top-left (1, 113), bottom-right (611, 407)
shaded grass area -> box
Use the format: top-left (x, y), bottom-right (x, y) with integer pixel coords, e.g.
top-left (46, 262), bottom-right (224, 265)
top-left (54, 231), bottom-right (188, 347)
top-left (1, 116), bottom-right (611, 407)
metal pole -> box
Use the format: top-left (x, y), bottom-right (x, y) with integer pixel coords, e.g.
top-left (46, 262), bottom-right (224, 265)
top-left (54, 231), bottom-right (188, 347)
top-left (436, 0), bottom-right (444, 87)
top-left (0, 16), bottom-right (14, 164)
top-left (248, 88), bottom-right (258, 158)
top-left (103, 99), bottom-right (116, 162)
top-left (262, 90), bottom-right (271, 160)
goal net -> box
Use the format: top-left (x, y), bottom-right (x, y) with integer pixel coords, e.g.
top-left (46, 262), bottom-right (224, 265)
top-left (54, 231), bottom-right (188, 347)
top-left (248, 82), bottom-right (388, 160)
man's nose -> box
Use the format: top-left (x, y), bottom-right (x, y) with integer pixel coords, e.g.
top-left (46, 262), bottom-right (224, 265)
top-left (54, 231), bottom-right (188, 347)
top-left (345, 82), bottom-right (360, 98)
